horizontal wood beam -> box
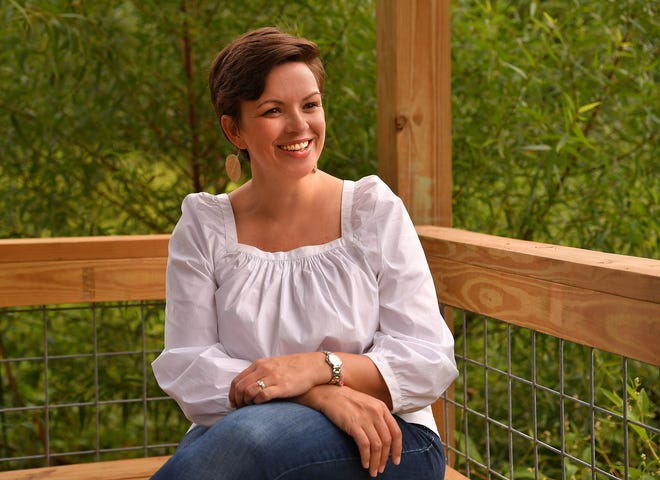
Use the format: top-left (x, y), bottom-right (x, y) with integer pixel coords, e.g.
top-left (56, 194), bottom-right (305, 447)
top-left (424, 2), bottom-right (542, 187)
top-left (0, 236), bottom-right (169, 307)
top-left (0, 235), bottom-right (170, 262)
top-left (1, 230), bottom-right (658, 366)
top-left (417, 226), bottom-right (660, 366)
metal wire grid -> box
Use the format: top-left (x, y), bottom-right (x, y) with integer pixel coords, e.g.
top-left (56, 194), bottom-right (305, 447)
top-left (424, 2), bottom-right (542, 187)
top-left (438, 307), bottom-right (660, 479)
top-left (0, 301), bottom-right (183, 470)
top-left (2, 302), bottom-right (658, 476)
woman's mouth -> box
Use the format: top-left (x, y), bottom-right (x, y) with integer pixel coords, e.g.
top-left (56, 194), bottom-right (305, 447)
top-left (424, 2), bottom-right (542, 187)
top-left (279, 140), bottom-right (310, 152)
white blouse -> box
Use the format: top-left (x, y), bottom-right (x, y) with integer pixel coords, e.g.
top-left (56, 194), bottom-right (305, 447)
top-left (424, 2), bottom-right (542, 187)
top-left (152, 175), bottom-right (458, 434)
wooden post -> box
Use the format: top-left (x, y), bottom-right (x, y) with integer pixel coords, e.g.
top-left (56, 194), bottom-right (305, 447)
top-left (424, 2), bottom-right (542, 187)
top-left (376, 0), bottom-right (452, 227)
top-left (376, 0), bottom-right (456, 460)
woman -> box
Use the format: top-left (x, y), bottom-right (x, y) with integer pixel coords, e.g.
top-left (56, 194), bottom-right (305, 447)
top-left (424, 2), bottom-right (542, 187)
top-left (151, 27), bottom-right (458, 479)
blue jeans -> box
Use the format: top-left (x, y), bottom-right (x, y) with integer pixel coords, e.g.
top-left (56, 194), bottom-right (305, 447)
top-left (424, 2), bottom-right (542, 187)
top-left (151, 402), bottom-right (445, 479)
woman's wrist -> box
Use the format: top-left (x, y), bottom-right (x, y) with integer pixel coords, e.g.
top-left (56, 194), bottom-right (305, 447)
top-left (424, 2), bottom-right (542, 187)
top-left (301, 352), bottom-right (334, 388)
top-left (293, 384), bottom-right (335, 412)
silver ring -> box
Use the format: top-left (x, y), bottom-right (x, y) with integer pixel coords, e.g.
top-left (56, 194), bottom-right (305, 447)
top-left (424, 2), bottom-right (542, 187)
top-left (256, 380), bottom-right (266, 390)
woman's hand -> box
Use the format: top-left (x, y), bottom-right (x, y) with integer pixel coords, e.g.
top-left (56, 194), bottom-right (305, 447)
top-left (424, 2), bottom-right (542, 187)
top-left (296, 385), bottom-right (402, 478)
top-left (229, 352), bottom-right (326, 408)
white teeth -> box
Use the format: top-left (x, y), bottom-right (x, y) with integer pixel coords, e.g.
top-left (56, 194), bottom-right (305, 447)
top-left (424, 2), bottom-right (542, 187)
top-left (280, 140), bottom-right (309, 151)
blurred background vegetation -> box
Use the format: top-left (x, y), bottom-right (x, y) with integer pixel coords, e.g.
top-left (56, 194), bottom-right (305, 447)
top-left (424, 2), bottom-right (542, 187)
top-left (451, 0), bottom-right (658, 258)
top-left (1, 0), bottom-right (658, 477)
top-left (0, 0), bottom-right (378, 238)
top-left (1, 0), bottom-right (657, 258)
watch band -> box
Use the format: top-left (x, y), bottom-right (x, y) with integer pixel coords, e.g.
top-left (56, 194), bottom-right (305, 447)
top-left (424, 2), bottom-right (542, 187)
top-left (323, 351), bottom-right (343, 386)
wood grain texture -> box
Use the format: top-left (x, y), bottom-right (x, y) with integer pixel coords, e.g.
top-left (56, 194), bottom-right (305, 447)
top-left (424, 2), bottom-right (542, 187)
top-left (445, 467), bottom-right (470, 480)
top-left (0, 258), bottom-right (167, 307)
top-left (418, 226), bottom-right (660, 366)
top-left (0, 236), bottom-right (168, 307)
top-left (0, 456), bottom-right (469, 480)
top-left (377, 0), bottom-right (452, 226)
top-left (0, 235), bottom-right (169, 262)
top-left (0, 456), bottom-right (169, 480)
top-left (417, 225), bottom-right (659, 303)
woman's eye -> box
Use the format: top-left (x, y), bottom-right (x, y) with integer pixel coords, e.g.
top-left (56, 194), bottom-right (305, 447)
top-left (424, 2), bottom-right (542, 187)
top-left (304, 102), bottom-right (320, 110)
top-left (263, 107), bottom-right (280, 115)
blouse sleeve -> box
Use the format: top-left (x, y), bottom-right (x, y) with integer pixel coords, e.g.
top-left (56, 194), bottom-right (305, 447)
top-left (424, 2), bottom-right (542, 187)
top-left (151, 193), bottom-right (251, 426)
top-left (362, 179), bottom-right (458, 414)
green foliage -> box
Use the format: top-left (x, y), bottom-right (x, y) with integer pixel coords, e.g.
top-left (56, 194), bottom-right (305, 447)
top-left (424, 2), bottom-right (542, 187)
top-left (451, 0), bottom-right (659, 258)
top-left (447, 2), bottom-right (659, 472)
top-left (1, 0), bottom-right (657, 259)
top-left (0, 0), bottom-right (376, 237)
top-left (0, 302), bottom-right (187, 469)
top-left (1, 0), bottom-right (658, 476)
top-left (452, 313), bottom-right (659, 478)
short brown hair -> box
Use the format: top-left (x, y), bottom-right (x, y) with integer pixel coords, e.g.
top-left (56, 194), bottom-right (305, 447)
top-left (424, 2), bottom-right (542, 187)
top-left (209, 27), bottom-right (325, 132)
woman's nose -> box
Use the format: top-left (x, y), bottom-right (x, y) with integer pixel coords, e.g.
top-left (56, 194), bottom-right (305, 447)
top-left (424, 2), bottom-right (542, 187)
top-left (285, 109), bottom-right (306, 132)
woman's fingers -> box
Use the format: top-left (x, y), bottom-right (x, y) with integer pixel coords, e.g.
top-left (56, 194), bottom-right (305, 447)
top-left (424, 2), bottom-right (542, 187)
top-left (305, 386), bottom-right (401, 477)
top-left (230, 361), bottom-right (272, 407)
top-left (352, 410), bottom-right (400, 477)
top-left (387, 412), bottom-right (403, 466)
top-left (349, 423), bottom-right (384, 477)
top-left (364, 407), bottom-right (401, 476)
top-left (352, 428), bottom-right (372, 470)
top-left (230, 353), bottom-right (323, 407)
top-left (229, 363), bottom-right (256, 407)
top-left (373, 416), bottom-right (392, 474)
top-left (366, 424), bottom-right (386, 477)
top-left (231, 374), bottom-right (269, 407)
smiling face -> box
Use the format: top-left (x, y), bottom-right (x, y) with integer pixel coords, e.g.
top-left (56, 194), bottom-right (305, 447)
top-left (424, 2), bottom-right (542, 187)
top-left (221, 62), bottom-right (326, 182)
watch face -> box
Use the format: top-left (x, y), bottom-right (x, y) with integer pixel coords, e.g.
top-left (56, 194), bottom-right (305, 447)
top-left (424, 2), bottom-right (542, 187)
top-left (328, 353), bottom-right (342, 367)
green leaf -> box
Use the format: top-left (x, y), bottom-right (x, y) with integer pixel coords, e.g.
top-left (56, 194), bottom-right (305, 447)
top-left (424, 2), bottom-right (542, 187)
top-left (578, 101), bottom-right (602, 114)
top-left (543, 11), bottom-right (556, 29)
top-left (502, 61), bottom-right (528, 79)
top-left (521, 144), bottom-right (551, 151)
top-left (555, 134), bottom-right (569, 153)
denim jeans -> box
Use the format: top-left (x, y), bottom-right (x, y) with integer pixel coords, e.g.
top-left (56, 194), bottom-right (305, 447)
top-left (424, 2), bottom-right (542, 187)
top-left (151, 402), bottom-right (445, 479)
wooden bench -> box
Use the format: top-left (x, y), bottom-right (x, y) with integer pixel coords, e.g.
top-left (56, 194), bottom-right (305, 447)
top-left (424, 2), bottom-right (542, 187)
top-left (0, 457), bottom-right (169, 480)
top-left (0, 456), bottom-right (469, 479)
top-left (445, 466), bottom-right (469, 480)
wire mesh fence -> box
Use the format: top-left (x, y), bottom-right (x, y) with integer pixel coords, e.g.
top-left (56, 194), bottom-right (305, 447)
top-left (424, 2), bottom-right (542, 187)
top-left (2, 301), bottom-right (658, 477)
top-left (438, 306), bottom-right (660, 479)
top-left (0, 301), bottom-right (187, 471)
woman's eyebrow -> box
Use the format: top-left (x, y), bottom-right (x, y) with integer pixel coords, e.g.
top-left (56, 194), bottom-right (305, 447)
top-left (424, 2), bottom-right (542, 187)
top-left (256, 91), bottom-right (321, 109)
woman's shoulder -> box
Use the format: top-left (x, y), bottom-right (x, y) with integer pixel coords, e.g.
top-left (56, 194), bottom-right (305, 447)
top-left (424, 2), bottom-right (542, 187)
top-left (179, 191), bottom-right (228, 218)
top-left (173, 191), bottom-right (230, 241)
top-left (348, 175), bottom-right (405, 235)
top-left (181, 190), bottom-right (225, 209)
top-left (354, 174), bottom-right (400, 199)
top-left (352, 175), bottom-right (403, 215)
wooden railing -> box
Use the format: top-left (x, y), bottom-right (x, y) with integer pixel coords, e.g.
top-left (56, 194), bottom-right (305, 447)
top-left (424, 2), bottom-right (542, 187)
top-left (1, 228), bottom-right (658, 477)
top-left (3, 229), bottom-right (656, 362)
top-left (0, 235), bottom-right (170, 307)
top-left (416, 226), bottom-right (659, 367)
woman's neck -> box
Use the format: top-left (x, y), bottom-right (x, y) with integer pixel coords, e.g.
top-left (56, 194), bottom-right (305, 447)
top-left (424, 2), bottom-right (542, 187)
top-left (228, 170), bottom-right (344, 251)
top-left (234, 170), bottom-right (334, 220)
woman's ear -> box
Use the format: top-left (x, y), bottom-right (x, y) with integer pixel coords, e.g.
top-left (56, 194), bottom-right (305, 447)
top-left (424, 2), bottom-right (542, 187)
top-left (220, 115), bottom-right (245, 149)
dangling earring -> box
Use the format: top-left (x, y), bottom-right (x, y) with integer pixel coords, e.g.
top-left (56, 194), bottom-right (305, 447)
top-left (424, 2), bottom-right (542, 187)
top-left (225, 151), bottom-right (241, 183)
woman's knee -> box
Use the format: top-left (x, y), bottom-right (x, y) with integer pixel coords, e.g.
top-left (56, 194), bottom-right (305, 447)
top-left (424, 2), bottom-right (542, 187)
top-left (216, 403), bottom-right (324, 456)
top-left (170, 403), bottom-right (320, 461)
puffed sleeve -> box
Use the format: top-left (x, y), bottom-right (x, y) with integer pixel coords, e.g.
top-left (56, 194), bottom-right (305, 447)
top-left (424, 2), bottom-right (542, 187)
top-left (151, 193), bottom-right (251, 426)
top-left (362, 178), bottom-right (458, 414)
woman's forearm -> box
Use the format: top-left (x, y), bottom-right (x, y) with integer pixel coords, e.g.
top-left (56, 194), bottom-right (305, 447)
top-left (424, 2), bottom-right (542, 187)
top-left (229, 351), bottom-right (393, 410)
top-left (333, 353), bottom-right (393, 410)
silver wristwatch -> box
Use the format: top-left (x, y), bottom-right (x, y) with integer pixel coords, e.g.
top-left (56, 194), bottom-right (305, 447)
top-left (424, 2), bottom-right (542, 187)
top-left (323, 351), bottom-right (343, 385)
